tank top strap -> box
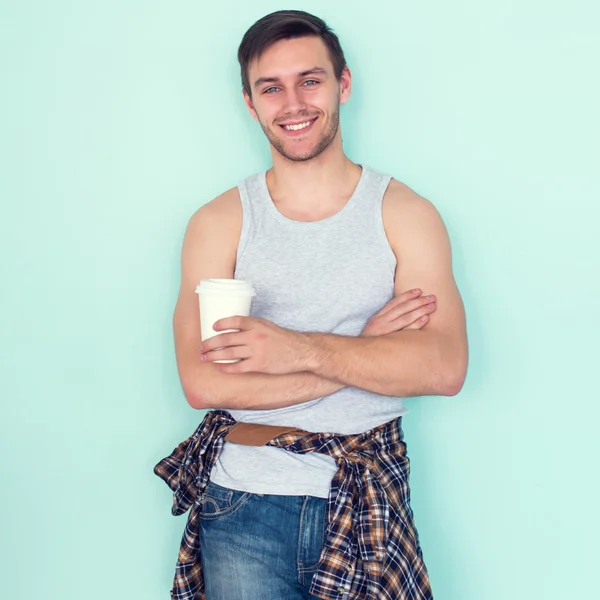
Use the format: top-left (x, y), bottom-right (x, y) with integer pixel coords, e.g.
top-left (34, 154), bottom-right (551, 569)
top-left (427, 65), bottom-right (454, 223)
top-left (352, 166), bottom-right (393, 212)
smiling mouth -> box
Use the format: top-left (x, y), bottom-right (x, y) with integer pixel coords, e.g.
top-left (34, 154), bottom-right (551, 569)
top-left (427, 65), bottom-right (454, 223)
top-left (279, 117), bottom-right (318, 133)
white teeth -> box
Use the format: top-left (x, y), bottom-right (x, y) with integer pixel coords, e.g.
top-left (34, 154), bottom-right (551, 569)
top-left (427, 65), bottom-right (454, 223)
top-left (283, 120), bottom-right (313, 131)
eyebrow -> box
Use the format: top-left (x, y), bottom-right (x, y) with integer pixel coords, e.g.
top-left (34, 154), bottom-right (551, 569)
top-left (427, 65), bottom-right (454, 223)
top-left (253, 67), bottom-right (328, 89)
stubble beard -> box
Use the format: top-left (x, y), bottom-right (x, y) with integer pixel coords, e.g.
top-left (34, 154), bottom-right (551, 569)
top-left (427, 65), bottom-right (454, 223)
top-left (259, 105), bottom-right (340, 162)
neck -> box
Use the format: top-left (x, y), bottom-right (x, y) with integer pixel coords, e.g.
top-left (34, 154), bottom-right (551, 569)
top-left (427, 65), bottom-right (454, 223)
top-left (266, 132), bottom-right (361, 213)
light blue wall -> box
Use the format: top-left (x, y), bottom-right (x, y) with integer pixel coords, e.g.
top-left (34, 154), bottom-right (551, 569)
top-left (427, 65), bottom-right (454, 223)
top-left (1, 1), bottom-right (598, 599)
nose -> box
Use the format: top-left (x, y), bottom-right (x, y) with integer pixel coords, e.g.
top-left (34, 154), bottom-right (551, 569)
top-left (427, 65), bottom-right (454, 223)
top-left (282, 86), bottom-right (307, 115)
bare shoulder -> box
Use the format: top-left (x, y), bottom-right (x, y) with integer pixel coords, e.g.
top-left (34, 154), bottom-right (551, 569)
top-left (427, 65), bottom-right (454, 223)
top-left (383, 179), bottom-right (443, 226)
top-left (382, 178), bottom-right (449, 257)
top-left (179, 186), bottom-right (242, 284)
top-left (186, 186), bottom-right (242, 235)
top-left (174, 186), bottom-right (243, 403)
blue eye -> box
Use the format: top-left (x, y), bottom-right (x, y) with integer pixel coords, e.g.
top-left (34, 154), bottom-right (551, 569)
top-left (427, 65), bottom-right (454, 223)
top-left (264, 87), bottom-right (279, 94)
top-left (304, 80), bottom-right (319, 86)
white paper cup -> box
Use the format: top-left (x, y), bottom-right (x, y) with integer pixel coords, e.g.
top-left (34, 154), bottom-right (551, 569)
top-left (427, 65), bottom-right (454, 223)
top-left (196, 279), bottom-right (255, 363)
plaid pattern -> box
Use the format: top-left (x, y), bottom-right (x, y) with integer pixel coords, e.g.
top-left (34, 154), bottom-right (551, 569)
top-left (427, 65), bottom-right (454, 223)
top-left (154, 410), bottom-right (433, 600)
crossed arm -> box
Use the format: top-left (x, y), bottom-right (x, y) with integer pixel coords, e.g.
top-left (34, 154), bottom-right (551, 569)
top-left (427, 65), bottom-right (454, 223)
top-left (303, 182), bottom-right (467, 396)
top-left (174, 182), bottom-right (468, 411)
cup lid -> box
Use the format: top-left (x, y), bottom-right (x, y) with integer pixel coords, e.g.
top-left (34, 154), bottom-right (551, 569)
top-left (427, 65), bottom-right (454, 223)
top-left (196, 279), bottom-right (255, 296)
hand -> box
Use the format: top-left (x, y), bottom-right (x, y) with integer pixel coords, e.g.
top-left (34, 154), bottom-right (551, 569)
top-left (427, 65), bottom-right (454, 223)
top-left (361, 288), bottom-right (436, 337)
top-left (200, 316), bottom-right (311, 375)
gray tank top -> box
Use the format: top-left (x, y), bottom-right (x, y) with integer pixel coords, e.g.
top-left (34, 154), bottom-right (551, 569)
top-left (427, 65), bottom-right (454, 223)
top-left (209, 165), bottom-right (408, 498)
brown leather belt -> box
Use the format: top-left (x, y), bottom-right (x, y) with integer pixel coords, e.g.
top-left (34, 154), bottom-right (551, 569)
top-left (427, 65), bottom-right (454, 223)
top-left (224, 422), bottom-right (310, 446)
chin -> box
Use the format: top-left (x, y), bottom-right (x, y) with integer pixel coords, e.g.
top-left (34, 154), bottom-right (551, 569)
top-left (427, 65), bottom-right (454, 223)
top-left (282, 148), bottom-right (321, 162)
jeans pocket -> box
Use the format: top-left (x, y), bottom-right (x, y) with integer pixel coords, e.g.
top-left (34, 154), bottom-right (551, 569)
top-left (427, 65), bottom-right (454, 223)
top-left (299, 497), bottom-right (327, 572)
top-left (199, 481), bottom-right (253, 521)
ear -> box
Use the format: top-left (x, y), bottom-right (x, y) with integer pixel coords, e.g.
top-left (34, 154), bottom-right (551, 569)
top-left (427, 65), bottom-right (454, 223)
top-left (242, 89), bottom-right (259, 122)
top-left (339, 66), bottom-right (352, 105)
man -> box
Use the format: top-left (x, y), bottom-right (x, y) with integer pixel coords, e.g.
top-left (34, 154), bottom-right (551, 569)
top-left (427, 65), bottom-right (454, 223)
top-left (165, 9), bottom-right (467, 600)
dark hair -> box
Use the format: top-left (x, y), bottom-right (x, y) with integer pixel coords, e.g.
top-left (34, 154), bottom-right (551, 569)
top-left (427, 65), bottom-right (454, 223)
top-left (238, 10), bottom-right (347, 97)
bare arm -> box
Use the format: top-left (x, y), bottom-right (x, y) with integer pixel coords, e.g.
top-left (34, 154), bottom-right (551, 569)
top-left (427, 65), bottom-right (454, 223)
top-left (174, 188), bottom-right (344, 410)
top-left (303, 182), bottom-right (468, 396)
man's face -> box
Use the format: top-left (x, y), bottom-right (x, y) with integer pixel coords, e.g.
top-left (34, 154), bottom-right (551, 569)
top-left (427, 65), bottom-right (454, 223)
top-left (244, 36), bottom-right (351, 162)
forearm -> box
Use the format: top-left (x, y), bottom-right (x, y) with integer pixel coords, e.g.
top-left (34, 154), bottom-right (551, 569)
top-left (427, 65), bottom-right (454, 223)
top-left (304, 329), bottom-right (467, 397)
top-left (183, 362), bottom-right (345, 410)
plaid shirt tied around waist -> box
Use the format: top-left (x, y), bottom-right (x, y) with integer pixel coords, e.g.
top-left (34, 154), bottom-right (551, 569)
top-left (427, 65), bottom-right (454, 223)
top-left (154, 410), bottom-right (433, 600)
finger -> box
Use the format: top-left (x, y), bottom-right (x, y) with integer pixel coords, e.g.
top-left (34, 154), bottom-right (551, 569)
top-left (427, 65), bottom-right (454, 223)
top-left (202, 346), bottom-right (251, 363)
top-left (388, 302), bottom-right (437, 332)
top-left (213, 316), bottom-right (253, 332)
top-left (384, 295), bottom-right (436, 321)
top-left (366, 296), bottom-right (434, 333)
top-left (372, 289), bottom-right (422, 319)
top-left (370, 302), bottom-right (436, 336)
top-left (404, 314), bottom-right (431, 330)
top-left (201, 332), bottom-right (242, 353)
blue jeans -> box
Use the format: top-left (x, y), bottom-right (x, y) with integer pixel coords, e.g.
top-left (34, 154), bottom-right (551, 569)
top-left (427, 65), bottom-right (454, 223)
top-left (199, 481), bottom-right (327, 600)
